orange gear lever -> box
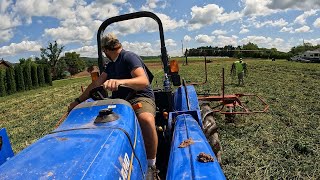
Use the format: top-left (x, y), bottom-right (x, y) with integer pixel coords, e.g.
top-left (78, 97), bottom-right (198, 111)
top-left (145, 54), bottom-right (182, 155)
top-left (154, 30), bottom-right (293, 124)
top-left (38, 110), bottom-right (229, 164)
top-left (132, 102), bottom-right (142, 110)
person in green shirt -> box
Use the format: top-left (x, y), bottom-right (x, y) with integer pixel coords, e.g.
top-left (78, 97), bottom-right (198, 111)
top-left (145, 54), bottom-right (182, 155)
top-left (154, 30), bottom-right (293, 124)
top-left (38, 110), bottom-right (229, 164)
top-left (231, 58), bottom-right (247, 86)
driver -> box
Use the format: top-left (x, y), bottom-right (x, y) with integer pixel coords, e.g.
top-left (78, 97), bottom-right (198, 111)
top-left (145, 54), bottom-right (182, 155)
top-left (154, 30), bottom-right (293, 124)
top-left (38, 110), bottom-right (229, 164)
top-left (68, 33), bottom-right (160, 180)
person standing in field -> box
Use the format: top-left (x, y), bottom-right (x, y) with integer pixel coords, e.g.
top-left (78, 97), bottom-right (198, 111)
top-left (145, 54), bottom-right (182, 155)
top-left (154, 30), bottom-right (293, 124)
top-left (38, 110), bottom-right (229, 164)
top-left (68, 33), bottom-right (160, 180)
top-left (231, 58), bottom-right (247, 86)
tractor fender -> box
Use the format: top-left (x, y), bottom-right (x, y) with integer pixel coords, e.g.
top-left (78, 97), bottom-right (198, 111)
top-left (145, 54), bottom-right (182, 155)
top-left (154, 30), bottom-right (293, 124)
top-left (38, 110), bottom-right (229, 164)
top-left (0, 128), bottom-right (14, 166)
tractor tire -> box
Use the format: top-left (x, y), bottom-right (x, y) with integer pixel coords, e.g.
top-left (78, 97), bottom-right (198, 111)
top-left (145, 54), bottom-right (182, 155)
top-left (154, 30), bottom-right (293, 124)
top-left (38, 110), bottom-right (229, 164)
top-left (200, 104), bottom-right (222, 164)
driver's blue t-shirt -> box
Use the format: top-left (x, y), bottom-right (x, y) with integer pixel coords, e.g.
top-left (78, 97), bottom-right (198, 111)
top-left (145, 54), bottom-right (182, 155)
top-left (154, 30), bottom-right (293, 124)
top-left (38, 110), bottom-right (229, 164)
top-left (104, 49), bottom-right (155, 100)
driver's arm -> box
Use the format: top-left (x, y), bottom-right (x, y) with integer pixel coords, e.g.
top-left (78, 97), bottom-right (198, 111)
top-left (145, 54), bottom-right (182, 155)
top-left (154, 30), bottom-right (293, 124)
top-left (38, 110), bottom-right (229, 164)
top-left (103, 67), bottom-right (149, 91)
top-left (68, 72), bottom-right (107, 111)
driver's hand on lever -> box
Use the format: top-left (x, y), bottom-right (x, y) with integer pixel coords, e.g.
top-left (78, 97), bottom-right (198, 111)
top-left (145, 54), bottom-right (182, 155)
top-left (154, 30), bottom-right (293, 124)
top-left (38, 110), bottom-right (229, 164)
top-left (67, 72), bottom-right (108, 113)
top-left (103, 79), bottom-right (124, 91)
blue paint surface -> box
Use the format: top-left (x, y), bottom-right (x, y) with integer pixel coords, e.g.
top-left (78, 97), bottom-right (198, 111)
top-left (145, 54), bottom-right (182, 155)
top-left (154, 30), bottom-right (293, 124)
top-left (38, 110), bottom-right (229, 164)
top-left (0, 128), bottom-right (14, 166)
top-left (0, 100), bottom-right (147, 179)
top-left (173, 85), bottom-right (200, 112)
top-left (166, 85), bottom-right (226, 179)
top-left (166, 114), bottom-right (226, 180)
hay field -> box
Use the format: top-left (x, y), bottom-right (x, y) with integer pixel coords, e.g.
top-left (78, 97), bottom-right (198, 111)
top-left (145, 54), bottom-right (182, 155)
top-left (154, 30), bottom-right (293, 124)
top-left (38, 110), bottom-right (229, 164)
top-left (0, 58), bottom-right (319, 179)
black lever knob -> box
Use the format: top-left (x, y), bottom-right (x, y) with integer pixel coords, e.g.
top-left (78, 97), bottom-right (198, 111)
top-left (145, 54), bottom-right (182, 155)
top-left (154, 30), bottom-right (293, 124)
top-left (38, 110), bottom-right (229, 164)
top-left (98, 108), bottom-right (113, 116)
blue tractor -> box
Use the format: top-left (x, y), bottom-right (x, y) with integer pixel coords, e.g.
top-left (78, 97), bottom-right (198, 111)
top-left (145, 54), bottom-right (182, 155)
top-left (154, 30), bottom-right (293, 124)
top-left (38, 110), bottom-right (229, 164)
top-left (0, 11), bottom-right (225, 179)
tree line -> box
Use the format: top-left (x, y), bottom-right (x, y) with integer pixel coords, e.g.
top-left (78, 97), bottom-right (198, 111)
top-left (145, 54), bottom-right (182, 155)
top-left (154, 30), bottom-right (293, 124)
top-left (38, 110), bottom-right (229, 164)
top-left (0, 41), bottom-right (88, 97)
top-left (185, 42), bottom-right (320, 60)
top-left (0, 60), bottom-right (52, 97)
top-left (37, 41), bottom-right (87, 80)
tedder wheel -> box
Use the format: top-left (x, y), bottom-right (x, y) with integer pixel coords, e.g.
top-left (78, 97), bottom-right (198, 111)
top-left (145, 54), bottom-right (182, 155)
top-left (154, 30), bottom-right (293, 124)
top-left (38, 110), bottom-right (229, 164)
top-left (200, 103), bottom-right (222, 164)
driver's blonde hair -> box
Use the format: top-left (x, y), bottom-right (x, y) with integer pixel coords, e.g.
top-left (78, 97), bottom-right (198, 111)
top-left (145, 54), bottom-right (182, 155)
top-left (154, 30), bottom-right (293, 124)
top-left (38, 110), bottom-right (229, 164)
top-left (101, 33), bottom-right (122, 50)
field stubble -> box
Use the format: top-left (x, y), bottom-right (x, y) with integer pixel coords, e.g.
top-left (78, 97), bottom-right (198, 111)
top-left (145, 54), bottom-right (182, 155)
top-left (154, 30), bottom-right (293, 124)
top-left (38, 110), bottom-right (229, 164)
top-left (0, 58), bottom-right (319, 179)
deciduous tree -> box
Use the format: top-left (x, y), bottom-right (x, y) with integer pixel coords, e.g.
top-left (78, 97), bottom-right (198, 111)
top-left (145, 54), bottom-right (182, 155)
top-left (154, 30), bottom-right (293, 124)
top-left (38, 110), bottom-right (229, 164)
top-left (40, 41), bottom-right (64, 80)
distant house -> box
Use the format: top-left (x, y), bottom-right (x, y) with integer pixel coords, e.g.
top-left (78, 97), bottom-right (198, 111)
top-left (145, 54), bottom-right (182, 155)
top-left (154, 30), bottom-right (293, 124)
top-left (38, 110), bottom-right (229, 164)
top-left (0, 59), bottom-right (13, 69)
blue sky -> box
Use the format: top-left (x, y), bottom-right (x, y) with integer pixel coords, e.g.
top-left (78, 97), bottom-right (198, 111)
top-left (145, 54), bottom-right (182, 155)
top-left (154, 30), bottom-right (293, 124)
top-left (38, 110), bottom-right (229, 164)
top-left (1, 0), bottom-right (320, 63)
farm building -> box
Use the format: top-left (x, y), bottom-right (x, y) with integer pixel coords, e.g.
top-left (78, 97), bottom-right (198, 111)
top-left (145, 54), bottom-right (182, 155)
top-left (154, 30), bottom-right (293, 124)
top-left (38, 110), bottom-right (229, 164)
top-left (0, 59), bottom-right (13, 69)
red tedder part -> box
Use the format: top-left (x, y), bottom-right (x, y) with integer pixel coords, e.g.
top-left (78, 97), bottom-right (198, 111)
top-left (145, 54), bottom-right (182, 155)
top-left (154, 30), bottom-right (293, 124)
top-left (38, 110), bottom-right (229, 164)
top-left (198, 93), bottom-right (269, 115)
top-left (197, 68), bottom-right (269, 115)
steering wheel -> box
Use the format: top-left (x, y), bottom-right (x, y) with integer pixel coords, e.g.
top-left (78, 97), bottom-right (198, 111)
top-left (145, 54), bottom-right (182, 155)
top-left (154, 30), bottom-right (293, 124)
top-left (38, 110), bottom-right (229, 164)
top-left (89, 86), bottom-right (108, 100)
top-left (89, 85), bottom-right (136, 101)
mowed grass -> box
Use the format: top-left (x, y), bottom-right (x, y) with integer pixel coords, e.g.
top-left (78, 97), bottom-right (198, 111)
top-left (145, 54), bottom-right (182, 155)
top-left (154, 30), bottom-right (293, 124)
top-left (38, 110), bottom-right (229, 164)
top-left (0, 77), bottom-right (91, 152)
top-left (1, 58), bottom-right (319, 179)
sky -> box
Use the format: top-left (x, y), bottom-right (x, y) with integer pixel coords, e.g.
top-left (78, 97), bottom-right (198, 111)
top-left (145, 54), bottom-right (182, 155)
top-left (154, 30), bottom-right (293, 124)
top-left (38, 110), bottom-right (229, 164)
top-left (1, 0), bottom-right (320, 63)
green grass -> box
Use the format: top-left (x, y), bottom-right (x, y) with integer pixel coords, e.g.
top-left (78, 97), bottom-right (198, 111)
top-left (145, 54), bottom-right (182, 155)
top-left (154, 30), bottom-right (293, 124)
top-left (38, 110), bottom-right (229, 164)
top-left (0, 58), bottom-right (319, 179)
top-left (0, 77), bottom-right (91, 152)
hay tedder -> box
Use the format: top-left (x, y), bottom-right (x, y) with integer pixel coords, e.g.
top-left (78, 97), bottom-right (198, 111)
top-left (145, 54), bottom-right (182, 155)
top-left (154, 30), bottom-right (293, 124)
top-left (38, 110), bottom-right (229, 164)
top-left (0, 11), bottom-right (268, 179)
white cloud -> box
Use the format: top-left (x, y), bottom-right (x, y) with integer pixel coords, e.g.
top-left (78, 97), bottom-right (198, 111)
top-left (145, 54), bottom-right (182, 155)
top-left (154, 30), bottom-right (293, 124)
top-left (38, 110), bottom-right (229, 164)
top-left (212, 30), bottom-right (227, 35)
top-left (254, 18), bottom-right (288, 28)
top-left (188, 4), bottom-right (242, 30)
top-left (14, 0), bottom-right (76, 22)
top-left (195, 34), bottom-right (215, 44)
top-left (240, 35), bottom-right (272, 47)
top-left (0, 1), bottom-right (21, 43)
top-left (110, 19), bottom-right (149, 35)
top-left (157, 13), bottom-right (186, 31)
top-left (4, 1), bottom-right (184, 48)
top-left (95, 0), bottom-right (127, 5)
top-left (141, 0), bottom-right (167, 10)
top-left (240, 35), bottom-right (290, 52)
top-left (295, 25), bottom-right (311, 33)
top-left (184, 35), bottom-right (192, 42)
top-left (0, 29), bottom-right (14, 43)
top-left (0, 0), bottom-right (12, 13)
top-left (12, 0), bottom-right (119, 46)
top-left (304, 38), bottom-right (320, 45)
top-left (294, 9), bottom-right (317, 25)
top-left (273, 38), bottom-right (285, 44)
top-left (165, 39), bottom-right (177, 47)
top-left (65, 45), bottom-right (98, 58)
top-left (219, 11), bottom-right (243, 23)
top-left (0, 41), bottom-right (41, 56)
top-left (215, 35), bottom-right (238, 47)
top-left (189, 4), bottom-right (223, 25)
top-left (44, 26), bottom-right (94, 45)
top-left (242, 0), bottom-right (320, 16)
top-left (122, 41), bottom-right (158, 56)
top-left (267, 0), bottom-right (320, 11)
top-left (242, 0), bottom-right (276, 16)
top-left (314, 18), bottom-right (320, 28)
top-left (240, 28), bottom-right (249, 34)
top-left (110, 13), bottom-right (185, 35)
top-left (280, 27), bottom-right (294, 33)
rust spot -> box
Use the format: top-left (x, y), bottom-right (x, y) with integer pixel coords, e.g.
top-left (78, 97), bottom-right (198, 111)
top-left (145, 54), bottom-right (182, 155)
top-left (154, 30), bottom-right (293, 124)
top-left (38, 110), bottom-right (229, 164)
top-left (178, 138), bottom-right (194, 148)
top-left (197, 152), bottom-right (214, 163)
top-left (56, 137), bottom-right (68, 141)
top-left (47, 172), bottom-right (54, 177)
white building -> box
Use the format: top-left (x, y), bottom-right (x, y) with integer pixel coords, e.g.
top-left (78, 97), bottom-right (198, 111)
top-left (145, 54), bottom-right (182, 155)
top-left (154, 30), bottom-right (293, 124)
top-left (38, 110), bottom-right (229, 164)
top-left (291, 49), bottom-right (320, 62)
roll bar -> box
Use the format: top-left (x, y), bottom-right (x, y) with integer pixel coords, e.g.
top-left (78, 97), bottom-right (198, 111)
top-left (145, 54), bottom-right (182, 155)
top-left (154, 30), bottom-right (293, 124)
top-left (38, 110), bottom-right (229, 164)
top-left (97, 11), bottom-right (169, 74)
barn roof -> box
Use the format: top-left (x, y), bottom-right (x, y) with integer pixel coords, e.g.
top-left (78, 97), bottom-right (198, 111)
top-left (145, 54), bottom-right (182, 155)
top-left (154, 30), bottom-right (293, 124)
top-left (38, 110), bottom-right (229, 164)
top-left (0, 59), bottom-right (13, 68)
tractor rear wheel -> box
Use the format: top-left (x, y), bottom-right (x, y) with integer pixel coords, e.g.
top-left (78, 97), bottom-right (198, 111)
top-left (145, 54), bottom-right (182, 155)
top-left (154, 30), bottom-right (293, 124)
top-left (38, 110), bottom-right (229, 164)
top-left (200, 104), bottom-right (222, 164)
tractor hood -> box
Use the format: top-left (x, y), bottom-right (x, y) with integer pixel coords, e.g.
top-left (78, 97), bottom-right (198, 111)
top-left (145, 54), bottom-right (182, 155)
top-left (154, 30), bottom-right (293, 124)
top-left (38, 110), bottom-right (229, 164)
top-left (0, 99), bottom-right (147, 179)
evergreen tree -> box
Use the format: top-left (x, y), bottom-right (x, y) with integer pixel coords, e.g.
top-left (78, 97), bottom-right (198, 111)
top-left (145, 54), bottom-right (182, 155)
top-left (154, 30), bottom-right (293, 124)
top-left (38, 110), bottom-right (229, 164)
top-left (37, 65), bottom-right (45, 86)
top-left (31, 64), bottom-right (39, 88)
top-left (23, 63), bottom-right (33, 90)
top-left (15, 65), bottom-right (25, 92)
top-left (44, 65), bottom-right (52, 86)
top-left (5, 67), bottom-right (16, 94)
top-left (0, 69), bottom-right (6, 97)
